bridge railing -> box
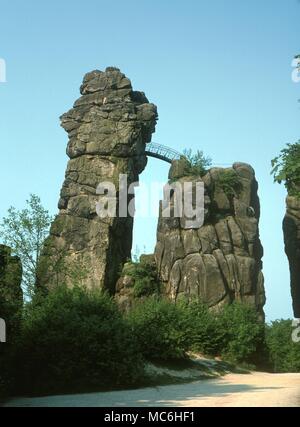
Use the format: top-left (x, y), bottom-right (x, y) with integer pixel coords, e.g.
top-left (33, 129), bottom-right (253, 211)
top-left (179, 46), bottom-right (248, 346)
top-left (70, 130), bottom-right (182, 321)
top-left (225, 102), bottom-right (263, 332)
top-left (145, 142), bottom-right (232, 167)
top-left (145, 142), bottom-right (182, 163)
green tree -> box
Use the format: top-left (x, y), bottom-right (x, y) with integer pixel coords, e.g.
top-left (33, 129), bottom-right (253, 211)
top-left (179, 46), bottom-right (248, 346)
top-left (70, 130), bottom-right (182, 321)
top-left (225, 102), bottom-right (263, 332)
top-left (218, 303), bottom-right (266, 366)
top-left (180, 300), bottom-right (224, 355)
top-left (183, 149), bottom-right (212, 176)
top-left (126, 297), bottom-right (189, 361)
top-left (266, 319), bottom-right (300, 373)
top-left (0, 194), bottom-right (52, 297)
top-left (271, 141), bottom-right (300, 197)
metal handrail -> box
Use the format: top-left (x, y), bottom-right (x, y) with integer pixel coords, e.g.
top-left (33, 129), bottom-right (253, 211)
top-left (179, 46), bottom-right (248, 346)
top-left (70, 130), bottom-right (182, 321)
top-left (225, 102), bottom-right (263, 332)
top-left (145, 142), bottom-right (182, 164)
top-left (145, 142), bottom-right (232, 166)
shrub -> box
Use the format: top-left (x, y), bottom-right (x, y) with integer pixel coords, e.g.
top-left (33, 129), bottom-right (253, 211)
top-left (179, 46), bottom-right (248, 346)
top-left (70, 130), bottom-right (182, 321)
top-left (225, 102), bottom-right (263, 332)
top-left (7, 285), bottom-right (144, 396)
top-left (126, 297), bottom-right (189, 361)
top-left (183, 149), bottom-right (212, 177)
top-left (215, 170), bottom-right (243, 199)
top-left (0, 296), bottom-right (23, 397)
top-left (218, 303), bottom-right (266, 365)
top-left (271, 141), bottom-right (300, 197)
top-left (122, 260), bottom-right (160, 298)
top-left (126, 298), bottom-right (266, 367)
top-left (180, 301), bottom-right (224, 356)
top-left (266, 319), bottom-right (300, 373)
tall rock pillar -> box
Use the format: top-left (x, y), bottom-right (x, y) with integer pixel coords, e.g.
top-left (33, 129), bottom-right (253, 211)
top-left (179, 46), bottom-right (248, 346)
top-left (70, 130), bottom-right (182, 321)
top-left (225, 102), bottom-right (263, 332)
top-left (154, 162), bottom-right (266, 319)
top-left (38, 67), bottom-right (157, 292)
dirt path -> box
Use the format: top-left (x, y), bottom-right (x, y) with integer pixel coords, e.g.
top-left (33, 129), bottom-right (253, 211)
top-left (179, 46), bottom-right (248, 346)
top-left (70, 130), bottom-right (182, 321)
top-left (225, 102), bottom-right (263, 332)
top-left (4, 372), bottom-right (300, 407)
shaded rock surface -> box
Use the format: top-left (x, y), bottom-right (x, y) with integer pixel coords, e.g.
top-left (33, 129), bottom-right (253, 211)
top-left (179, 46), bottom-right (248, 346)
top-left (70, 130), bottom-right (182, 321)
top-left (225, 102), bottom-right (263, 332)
top-left (283, 196), bottom-right (300, 318)
top-left (154, 162), bottom-right (265, 319)
top-left (38, 68), bottom-right (157, 292)
top-left (0, 245), bottom-right (23, 326)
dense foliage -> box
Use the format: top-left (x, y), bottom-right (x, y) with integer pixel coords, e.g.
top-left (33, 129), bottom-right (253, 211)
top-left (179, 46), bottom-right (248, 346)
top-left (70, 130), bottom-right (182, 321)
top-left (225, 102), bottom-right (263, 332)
top-left (271, 141), bottom-right (300, 197)
top-left (179, 301), bottom-right (224, 355)
top-left (3, 286), bottom-right (143, 396)
top-left (218, 303), bottom-right (266, 365)
top-left (122, 260), bottom-right (160, 298)
top-left (126, 297), bottom-right (189, 360)
top-left (183, 149), bottom-right (212, 177)
top-left (266, 319), bottom-right (300, 373)
top-left (127, 298), bottom-right (265, 366)
top-left (1, 286), bottom-right (299, 397)
top-left (215, 170), bottom-right (243, 199)
top-left (0, 194), bottom-right (52, 297)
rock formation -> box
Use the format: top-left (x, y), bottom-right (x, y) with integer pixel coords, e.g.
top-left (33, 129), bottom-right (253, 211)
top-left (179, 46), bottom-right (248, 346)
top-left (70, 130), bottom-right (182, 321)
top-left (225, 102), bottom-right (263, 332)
top-left (36, 67), bottom-right (265, 317)
top-left (283, 196), bottom-right (300, 318)
top-left (154, 161), bottom-right (266, 319)
top-left (38, 67), bottom-right (157, 292)
top-left (0, 245), bottom-right (23, 327)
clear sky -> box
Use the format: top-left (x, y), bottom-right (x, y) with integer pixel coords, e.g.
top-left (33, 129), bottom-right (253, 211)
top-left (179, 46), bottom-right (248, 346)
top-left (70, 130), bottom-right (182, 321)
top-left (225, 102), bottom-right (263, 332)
top-left (0, 0), bottom-right (299, 320)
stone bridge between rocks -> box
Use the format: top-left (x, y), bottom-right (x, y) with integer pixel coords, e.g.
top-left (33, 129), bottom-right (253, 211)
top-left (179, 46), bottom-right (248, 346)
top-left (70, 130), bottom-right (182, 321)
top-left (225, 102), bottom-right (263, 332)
top-left (145, 142), bottom-right (183, 164)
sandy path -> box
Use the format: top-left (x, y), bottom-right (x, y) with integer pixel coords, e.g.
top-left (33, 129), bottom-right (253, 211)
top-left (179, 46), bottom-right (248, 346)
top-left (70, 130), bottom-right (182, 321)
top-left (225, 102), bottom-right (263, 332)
top-left (4, 372), bottom-right (300, 407)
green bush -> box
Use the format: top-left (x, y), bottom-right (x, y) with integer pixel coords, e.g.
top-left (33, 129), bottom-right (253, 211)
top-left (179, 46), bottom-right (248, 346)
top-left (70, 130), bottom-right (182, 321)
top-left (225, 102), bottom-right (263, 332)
top-left (180, 301), bottom-right (224, 356)
top-left (218, 303), bottom-right (266, 365)
top-left (271, 141), bottom-right (300, 197)
top-left (180, 301), bottom-right (265, 365)
top-left (266, 319), bottom-right (300, 373)
top-left (1, 289), bottom-right (277, 397)
top-left (126, 297), bottom-right (189, 361)
top-left (215, 170), bottom-right (243, 199)
top-left (183, 149), bottom-right (212, 177)
top-left (6, 285), bottom-right (144, 396)
top-left (126, 298), bottom-right (266, 367)
top-left (0, 309), bottom-right (22, 398)
top-left (122, 260), bottom-right (160, 298)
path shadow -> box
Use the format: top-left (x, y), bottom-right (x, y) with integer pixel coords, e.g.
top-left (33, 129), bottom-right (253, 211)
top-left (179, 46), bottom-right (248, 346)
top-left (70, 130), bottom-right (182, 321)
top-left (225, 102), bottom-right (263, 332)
top-left (4, 377), bottom-right (284, 407)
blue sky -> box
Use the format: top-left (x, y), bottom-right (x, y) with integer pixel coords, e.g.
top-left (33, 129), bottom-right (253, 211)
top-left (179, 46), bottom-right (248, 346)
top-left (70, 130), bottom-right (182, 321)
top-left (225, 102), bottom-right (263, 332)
top-left (0, 0), bottom-right (299, 320)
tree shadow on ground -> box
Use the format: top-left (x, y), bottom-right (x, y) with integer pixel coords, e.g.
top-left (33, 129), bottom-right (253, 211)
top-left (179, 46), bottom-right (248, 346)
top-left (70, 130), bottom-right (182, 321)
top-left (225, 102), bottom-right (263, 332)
top-left (3, 377), bottom-right (284, 407)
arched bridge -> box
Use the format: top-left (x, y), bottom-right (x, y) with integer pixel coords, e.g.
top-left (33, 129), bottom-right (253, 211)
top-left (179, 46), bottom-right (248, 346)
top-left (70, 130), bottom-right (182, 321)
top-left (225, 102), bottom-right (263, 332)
top-left (145, 142), bottom-right (182, 164)
top-left (145, 142), bottom-right (232, 167)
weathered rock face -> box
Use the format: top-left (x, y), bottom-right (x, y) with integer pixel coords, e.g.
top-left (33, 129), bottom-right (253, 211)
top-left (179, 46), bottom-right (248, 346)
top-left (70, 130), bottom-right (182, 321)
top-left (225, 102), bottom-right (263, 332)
top-left (0, 245), bottom-right (23, 324)
top-left (155, 162), bottom-right (265, 319)
top-left (38, 67), bottom-right (157, 292)
top-left (283, 196), bottom-right (300, 318)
